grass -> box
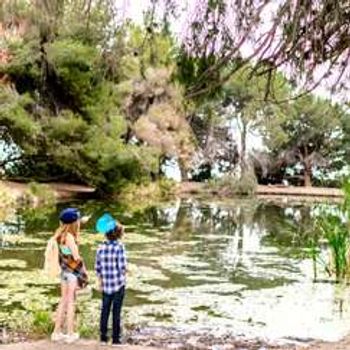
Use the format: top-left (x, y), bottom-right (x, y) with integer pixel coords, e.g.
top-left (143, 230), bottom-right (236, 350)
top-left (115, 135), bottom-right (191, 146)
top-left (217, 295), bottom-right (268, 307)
top-left (32, 310), bottom-right (54, 335)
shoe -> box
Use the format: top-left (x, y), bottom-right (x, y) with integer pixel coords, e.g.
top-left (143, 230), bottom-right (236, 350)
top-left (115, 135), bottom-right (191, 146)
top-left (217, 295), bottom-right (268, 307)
top-left (65, 333), bottom-right (80, 343)
top-left (100, 341), bottom-right (108, 346)
top-left (51, 332), bottom-right (66, 342)
top-left (112, 343), bottom-right (123, 347)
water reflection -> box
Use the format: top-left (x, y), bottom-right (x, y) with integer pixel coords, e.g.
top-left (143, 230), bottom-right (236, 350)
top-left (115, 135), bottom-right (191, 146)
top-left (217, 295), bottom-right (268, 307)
top-left (0, 198), bottom-right (349, 342)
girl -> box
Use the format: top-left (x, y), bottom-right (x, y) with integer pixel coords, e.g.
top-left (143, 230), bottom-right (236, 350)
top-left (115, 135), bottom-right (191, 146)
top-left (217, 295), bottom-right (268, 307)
top-left (51, 207), bottom-right (87, 343)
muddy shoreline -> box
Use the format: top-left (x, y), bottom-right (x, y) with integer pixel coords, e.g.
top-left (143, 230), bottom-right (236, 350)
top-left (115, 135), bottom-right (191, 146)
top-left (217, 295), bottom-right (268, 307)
top-left (1, 325), bottom-right (348, 350)
top-left (178, 182), bottom-right (344, 201)
top-left (1, 180), bottom-right (96, 202)
top-left (0, 327), bottom-right (303, 349)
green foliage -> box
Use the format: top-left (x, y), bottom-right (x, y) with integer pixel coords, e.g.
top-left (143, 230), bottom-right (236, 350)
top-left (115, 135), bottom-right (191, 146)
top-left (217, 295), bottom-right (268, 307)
top-left (209, 171), bottom-right (257, 196)
top-left (176, 51), bottom-right (222, 103)
top-left (312, 179), bottom-right (350, 281)
top-left (1, 40), bottom-right (41, 88)
top-left (0, 87), bottom-right (39, 149)
top-left (0, 183), bottom-right (16, 221)
top-left (2, 0), bottom-right (348, 193)
top-left (26, 182), bottom-right (56, 206)
top-left (32, 310), bottom-right (54, 335)
top-left (118, 179), bottom-right (177, 212)
top-left (263, 95), bottom-right (345, 186)
top-left (46, 39), bottom-right (100, 109)
top-left (0, 2), bottom-right (192, 192)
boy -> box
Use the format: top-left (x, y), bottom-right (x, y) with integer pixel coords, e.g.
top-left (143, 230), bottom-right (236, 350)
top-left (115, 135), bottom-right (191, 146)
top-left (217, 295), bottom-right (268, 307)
top-left (95, 214), bottom-right (126, 346)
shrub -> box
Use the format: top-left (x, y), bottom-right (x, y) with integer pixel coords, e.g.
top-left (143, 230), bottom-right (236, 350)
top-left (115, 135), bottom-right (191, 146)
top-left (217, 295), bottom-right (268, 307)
top-left (118, 178), bottom-right (176, 211)
top-left (208, 172), bottom-right (257, 196)
top-left (0, 182), bottom-right (16, 221)
top-left (32, 310), bottom-right (54, 336)
top-left (22, 182), bottom-right (56, 207)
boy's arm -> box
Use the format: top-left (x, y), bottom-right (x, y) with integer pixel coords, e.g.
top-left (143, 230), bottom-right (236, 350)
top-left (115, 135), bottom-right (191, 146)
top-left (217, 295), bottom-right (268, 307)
top-left (118, 243), bottom-right (127, 275)
top-left (95, 248), bottom-right (103, 290)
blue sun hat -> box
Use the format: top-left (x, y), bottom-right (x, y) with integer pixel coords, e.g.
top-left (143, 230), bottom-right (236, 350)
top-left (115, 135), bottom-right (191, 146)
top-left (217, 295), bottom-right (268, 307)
top-left (96, 213), bottom-right (118, 234)
top-left (59, 208), bottom-right (81, 224)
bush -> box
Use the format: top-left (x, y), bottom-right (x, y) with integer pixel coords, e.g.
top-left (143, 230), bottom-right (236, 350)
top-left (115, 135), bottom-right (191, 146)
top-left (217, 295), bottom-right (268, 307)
top-left (118, 178), bottom-right (177, 211)
top-left (209, 172), bottom-right (257, 196)
top-left (21, 182), bottom-right (56, 207)
top-left (0, 182), bottom-right (16, 221)
top-left (32, 310), bottom-right (54, 336)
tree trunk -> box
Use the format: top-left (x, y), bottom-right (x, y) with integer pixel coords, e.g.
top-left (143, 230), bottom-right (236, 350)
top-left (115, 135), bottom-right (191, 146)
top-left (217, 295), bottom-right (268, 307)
top-left (303, 148), bottom-right (312, 186)
top-left (304, 165), bottom-right (312, 187)
top-left (179, 158), bottom-right (188, 181)
top-left (240, 119), bottom-right (247, 176)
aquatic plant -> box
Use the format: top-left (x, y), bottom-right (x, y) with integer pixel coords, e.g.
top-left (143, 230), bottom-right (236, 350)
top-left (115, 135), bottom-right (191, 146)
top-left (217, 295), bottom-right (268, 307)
top-left (313, 179), bottom-right (350, 282)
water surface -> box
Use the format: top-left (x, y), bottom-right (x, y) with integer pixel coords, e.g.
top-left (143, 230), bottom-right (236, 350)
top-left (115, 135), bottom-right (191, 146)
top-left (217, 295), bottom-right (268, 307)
top-left (0, 198), bottom-right (349, 343)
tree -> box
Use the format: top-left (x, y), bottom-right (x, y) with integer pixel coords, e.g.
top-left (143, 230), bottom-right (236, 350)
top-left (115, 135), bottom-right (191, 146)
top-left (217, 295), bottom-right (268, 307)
top-left (189, 105), bottom-right (239, 180)
top-left (0, 2), bottom-right (164, 191)
top-left (0, 2), bottom-right (198, 188)
top-left (155, 0), bottom-right (350, 100)
top-left (121, 67), bottom-right (196, 181)
top-left (264, 96), bottom-right (345, 186)
top-left (221, 69), bottom-right (290, 176)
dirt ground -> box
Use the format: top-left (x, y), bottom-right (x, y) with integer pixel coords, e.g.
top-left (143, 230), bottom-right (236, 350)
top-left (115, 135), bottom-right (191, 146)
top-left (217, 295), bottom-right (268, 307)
top-left (1, 180), bottom-right (95, 201)
top-left (3, 180), bottom-right (344, 201)
top-left (0, 340), bottom-right (158, 350)
top-left (178, 181), bottom-right (344, 199)
top-left (2, 338), bottom-right (350, 350)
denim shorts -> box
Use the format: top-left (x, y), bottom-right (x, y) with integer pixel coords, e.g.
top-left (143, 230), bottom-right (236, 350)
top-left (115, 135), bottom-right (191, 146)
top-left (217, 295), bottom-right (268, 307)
top-left (61, 271), bottom-right (78, 284)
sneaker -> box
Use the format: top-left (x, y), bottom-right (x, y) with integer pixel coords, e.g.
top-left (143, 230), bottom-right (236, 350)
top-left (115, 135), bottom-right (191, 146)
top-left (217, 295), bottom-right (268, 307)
top-left (100, 341), bottom-right (108, 346)
top-left (112, 343), bottom-right (123, 347)
top-left (65, 333), bottom-right (80, 343)
top-left (51, 332), bottom-right (66, 342)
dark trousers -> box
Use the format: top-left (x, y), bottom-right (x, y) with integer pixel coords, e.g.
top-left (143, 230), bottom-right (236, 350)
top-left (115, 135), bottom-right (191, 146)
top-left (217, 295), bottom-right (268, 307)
top-left (100, 286), bottom-right (125, 344)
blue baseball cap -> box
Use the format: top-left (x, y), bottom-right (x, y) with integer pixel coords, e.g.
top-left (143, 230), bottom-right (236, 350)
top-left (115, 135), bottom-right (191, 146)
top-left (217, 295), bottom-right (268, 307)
top-left (59, 208), bottom-right (81, 224)
top-left (96, 213), bottom-right (118, 234)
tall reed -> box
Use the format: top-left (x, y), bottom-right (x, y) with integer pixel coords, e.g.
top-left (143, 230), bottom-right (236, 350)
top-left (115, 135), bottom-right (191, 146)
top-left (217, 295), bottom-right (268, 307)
top-left (313, 179), bottom-right (350, 282)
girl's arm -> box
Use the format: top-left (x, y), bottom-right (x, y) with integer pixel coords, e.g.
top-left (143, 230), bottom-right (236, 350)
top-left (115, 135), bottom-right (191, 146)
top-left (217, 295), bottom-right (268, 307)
top-left (66, 233), bottom-right (81, 261)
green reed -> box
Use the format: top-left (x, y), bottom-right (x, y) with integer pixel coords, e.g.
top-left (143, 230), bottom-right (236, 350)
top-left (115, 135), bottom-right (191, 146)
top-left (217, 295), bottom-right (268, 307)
top-left (314, 179), bottom-right (350, 282)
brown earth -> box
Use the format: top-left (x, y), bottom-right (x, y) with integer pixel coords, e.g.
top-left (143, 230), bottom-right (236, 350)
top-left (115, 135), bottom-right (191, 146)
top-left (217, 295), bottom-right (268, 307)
top-left (0, 340), bottom-right (161, 350)
top-left (1, 181), bottom-right (96, 201)
top-left (2, 180), bottom-right (343, 202)
top-left (178, 181), bottom-right (344, 200)
top-left (1, 337), bottom-right (350, 350)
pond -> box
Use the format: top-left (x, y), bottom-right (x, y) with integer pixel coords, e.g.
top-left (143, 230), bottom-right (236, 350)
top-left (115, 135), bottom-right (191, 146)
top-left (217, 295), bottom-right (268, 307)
top-left (0, 198), bottom-right (349, 345)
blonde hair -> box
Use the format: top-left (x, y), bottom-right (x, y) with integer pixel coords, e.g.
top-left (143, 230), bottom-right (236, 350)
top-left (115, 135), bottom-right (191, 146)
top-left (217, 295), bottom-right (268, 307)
top-left (54, 221), bottom-right (80, 245)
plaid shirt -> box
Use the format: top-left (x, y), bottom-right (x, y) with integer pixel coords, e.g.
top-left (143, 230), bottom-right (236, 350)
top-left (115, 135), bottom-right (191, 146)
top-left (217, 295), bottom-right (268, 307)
top-left (95, 240), bottom-right (127, 294)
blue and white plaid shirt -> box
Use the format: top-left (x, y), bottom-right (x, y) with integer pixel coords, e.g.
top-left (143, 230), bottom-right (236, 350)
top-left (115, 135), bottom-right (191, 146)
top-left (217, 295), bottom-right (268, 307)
top-left (95, 240), bottom-right (127, 294)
